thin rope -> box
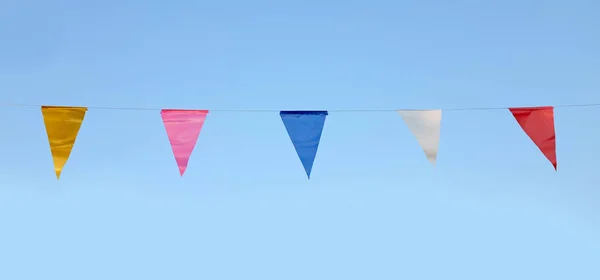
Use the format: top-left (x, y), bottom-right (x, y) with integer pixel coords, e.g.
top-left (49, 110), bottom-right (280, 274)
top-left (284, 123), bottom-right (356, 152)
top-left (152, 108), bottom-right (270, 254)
top-left (0, 102), bottom-right (599, 112)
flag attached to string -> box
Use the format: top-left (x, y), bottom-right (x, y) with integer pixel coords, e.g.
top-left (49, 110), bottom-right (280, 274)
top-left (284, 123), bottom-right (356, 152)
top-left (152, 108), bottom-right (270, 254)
top-left (280, 111), bottom-right (328, 179)
top-left (41, 106), bottom-right (88, 179)
top-left (161, 109), bottom-right (209, 176)
top-left (509, 106), bottom-right (557, 170)
top-left (397, 110), bottom-right (442, 166)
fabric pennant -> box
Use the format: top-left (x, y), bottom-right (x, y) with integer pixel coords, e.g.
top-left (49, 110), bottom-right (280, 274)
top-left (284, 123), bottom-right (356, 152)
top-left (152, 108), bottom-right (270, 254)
top-left (280, 111), bottom-right (328, 179)
top-left (161, 109), bottom-right (209, 176)
top-left (509, 106), bottom-right (557, 170)
top-left (41, 106), bottom-right (88, 179)
top-left (397, 110), bottom-right (442, 166)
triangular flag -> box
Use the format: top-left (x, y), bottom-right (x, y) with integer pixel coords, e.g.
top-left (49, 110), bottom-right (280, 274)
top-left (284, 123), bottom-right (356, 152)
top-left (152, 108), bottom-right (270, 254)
top-left (161, 109), bottom-right (209, 176)
top-left (280, 111), bottom-right (328, 179)
top-left (397, 110), bottom-right (442, 166)
top-left (41, 106), bottom-right (87, 179)
top-left (509, 106), bottom-right (557, 170)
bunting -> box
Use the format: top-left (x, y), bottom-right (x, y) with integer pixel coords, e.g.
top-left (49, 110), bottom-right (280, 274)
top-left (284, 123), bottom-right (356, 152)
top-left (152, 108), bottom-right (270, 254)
top-left (397, 110), bottom-right (442, 166)
top-left (280, 111), bottom-right (328, 179)
top-left (41, 106), bottom-right (87, 179)
top-left (161, 109), bottom-right (209, 176)
top-left (509, 106), bottom-right (557, 170)
top-left (13, 103), bottom-right (590, 179)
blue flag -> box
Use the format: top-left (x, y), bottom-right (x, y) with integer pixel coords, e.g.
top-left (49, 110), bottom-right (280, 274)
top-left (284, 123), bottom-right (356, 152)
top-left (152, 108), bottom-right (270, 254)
top-left (280, 111), bottom-right (328, 179)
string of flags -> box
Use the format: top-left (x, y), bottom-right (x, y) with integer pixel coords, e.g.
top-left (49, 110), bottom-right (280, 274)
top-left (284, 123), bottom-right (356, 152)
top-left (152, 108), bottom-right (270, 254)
top-left (8, 103), bottom-right (593, 179)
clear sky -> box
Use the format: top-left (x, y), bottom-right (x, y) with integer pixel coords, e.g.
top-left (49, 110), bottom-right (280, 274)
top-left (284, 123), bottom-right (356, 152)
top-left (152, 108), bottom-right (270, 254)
top-left (1, 0), bottom-right (599, 279)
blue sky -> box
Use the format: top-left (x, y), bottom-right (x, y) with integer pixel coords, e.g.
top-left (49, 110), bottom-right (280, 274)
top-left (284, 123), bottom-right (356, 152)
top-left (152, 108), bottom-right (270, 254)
top-left (1, 0), bottom-right (599, 279)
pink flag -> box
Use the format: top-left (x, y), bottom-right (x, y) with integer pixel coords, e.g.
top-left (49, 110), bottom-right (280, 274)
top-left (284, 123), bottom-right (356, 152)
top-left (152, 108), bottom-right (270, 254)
top-left (161, 109), bottom-right (209, 176)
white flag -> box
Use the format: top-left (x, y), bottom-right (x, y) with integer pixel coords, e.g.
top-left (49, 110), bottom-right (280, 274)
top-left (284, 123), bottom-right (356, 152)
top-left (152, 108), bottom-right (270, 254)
top-left (397, 110), bottom-right (442, 166)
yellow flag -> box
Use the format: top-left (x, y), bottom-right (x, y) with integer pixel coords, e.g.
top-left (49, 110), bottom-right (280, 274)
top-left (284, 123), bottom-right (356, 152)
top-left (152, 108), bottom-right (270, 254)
top-left (41, 106), bottom-right (87, 179)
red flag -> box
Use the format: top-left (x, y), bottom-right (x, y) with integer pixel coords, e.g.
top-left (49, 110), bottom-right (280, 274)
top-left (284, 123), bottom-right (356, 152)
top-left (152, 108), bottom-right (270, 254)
top-left (509, 106), bottom-right (557, 170)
